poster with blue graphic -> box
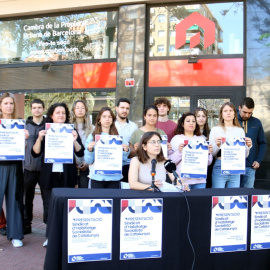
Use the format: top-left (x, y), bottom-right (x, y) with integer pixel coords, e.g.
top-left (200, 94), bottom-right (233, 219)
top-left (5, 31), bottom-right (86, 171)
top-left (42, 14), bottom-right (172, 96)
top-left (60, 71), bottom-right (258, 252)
top-left (251, 195), bottom-right (270, 250)
top-left (181, 140), bottom-right (209, 178)
top-left (120, 199), bottom-right (163, 260)
top-left (67, 199), bottom-right (113, 263)
top-left (95, 135), bottom-right (123, 175)
top-left (45, 123), bottom-right (74, 163)
top-left (221, 137), bottom-right (246, 175)
top-left (210, 196), bottom-right (248, 253)
top-left (0, 119), bottom-right (25, 160)
top-left (161, 135), bottom-right (168, 158)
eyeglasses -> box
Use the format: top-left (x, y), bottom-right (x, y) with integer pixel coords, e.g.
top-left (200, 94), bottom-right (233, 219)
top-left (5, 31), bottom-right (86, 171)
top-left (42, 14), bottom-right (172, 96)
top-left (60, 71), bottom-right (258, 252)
top-left (147, 140), bottom-right (162, 145)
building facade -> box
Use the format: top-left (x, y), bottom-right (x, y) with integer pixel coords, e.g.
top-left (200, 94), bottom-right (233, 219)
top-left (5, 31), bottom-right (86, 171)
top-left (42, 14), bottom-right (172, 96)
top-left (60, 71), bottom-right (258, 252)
top-left (0, 0), bottom-right (269, 186)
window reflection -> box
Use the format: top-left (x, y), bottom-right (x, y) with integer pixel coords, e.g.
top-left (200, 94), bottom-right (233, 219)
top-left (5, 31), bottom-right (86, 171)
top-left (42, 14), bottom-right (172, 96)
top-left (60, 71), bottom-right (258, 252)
top-left (149, 2), bottom-right (243, 57)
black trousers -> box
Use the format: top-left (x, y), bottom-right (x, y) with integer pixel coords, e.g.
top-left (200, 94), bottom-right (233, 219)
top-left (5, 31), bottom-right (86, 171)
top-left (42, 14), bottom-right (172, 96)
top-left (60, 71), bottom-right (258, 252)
top-left (91, 180), bottom-right (120, 189)
top-left (23, 169), bottom-right (43, 226)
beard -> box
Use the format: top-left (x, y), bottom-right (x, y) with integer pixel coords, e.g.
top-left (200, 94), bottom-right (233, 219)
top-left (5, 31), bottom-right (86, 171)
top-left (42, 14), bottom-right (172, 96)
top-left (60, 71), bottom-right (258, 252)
top-left (118, 114), bottom-right (127, 120)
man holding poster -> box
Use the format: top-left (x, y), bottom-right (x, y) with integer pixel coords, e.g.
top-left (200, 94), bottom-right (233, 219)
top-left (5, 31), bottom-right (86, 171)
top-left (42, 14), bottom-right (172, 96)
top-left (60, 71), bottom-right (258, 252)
top-left (85, 107), bottom-right (129, 189)
top-left (209, 102), bottom-right (252, 188)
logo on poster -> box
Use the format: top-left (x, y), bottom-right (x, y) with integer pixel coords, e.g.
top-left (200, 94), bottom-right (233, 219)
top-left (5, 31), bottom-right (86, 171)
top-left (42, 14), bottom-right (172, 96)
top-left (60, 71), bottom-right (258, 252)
top-left (175, 12), bottom-right (215, 49)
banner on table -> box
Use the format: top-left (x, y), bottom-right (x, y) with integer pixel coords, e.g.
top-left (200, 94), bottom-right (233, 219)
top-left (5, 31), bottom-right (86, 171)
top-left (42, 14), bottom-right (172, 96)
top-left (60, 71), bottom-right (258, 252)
top-left (68, 199), bottom-right (113, 263)
top-left (45, 123), bottom-right (74, 163)
top-left (0, 119), bottom-right (25, 160)
top-left (120, 198), bottom-right (163, 260)
top-left (210, 195), bottom-right (248, 253)
top-left (161, 135), bottom-right (168, 158)
top-left (251, 195), bottom-right (270, 250)
top-left (181, 140), bottom-right (209, 178)
top-left (95, 135), bottom-right (123, 175)
top-left (221, 137), bottom-right (245, 175)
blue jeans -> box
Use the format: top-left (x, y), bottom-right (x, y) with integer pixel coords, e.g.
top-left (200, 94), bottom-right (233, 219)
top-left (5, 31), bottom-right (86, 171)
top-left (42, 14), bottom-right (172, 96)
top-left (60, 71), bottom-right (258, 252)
top-left (240, 167), bottom-right (256, 188)
top-left (189, 183), bottom-right (206, 189)
top-left (212, 159), bottom-right (240, 188)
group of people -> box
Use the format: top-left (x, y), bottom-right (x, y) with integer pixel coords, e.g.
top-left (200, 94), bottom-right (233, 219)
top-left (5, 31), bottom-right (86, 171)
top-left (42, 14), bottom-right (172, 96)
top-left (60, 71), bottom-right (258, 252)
top-left (0, 93), bottom-right (267, 248)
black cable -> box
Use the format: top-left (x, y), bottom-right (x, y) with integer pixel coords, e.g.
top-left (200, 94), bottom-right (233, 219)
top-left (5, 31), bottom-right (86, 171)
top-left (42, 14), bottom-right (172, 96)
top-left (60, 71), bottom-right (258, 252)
top-left (179, 191), bottom-right (195, 270)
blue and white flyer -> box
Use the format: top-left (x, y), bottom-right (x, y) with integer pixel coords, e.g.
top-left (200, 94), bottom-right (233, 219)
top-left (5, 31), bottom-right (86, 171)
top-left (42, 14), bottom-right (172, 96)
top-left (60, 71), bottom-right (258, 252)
top-left (0, 119), bottom-right (25, 160)
top-left (95, 135), bottom-right (123, 175)
top-left (161, 135), bottom-right (168, 158)
top-left (181, 140), bottom-right (209, 178)
top-left (251, 195), bottom-right (270, 250)
top-left (221, 137), bottom-right (245, 175)
top-left (120, 199), bottom-right (163, 260)
top-left (45, 123), bottom-right (74, 163)
top-left (210, 196), bottom-right (248, 253)
top-left (68, 199), bottom-right (113, 263)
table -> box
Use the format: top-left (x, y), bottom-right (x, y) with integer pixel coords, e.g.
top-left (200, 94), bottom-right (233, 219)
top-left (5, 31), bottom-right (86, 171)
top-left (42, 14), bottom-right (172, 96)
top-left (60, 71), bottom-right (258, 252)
top-left (44, 188), bottom-right (270, 270)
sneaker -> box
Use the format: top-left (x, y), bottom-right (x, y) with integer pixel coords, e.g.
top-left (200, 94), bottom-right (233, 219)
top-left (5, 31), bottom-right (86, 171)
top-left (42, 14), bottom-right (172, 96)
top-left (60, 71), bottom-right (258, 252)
top-left (12, 239), bottom-right (23, 248)
top-left (23, 225), bottom-right (32, 235)
top-left (43, 239), bottom-right (48, 247)
top-left (0, 227), bottom-right (6, 236)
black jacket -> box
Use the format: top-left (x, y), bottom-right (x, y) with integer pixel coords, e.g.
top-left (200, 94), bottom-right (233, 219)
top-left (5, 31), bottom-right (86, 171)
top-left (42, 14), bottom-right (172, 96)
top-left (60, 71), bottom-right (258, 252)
top-left (31, 129), bottom-right (84, 189)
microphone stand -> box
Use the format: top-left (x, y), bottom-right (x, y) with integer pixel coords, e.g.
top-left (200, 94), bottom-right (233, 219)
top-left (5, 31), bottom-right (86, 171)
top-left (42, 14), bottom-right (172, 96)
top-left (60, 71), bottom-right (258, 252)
top-left (145, 171), bottom-right (160, 192)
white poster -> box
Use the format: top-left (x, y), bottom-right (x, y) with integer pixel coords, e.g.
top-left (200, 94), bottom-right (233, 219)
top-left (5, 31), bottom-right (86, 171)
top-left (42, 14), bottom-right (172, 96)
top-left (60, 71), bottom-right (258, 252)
top-left (181, 140), bottom-right (209, 179)
top-left (211, 195), bottom-right (248, 253)
top-left (68, 199), bottom-right (113, 263)
top-left (0, 119), bottom-right (25, 160)
top-left (120, 198), bottom-right (163, 260)
top-left (221, 137), bottom-right (246, 175)
top-left (45, 123), bottom-right (74, 163)
top-left (161, 135), bottom-right (168, 158)
top-left (251, 195), bottom-right (270, 250)
top-left (95, 135), bottom-right (123, 175)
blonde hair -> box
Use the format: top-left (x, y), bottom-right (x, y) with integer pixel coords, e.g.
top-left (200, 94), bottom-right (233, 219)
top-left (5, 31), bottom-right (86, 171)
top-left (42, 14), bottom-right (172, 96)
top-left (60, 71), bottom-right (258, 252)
top-left (219, 102), bottom-right (241, 129)
top-left (0, 92), bottom-right (17, 119)
top-left (71, 100), bottom-right (93, 137)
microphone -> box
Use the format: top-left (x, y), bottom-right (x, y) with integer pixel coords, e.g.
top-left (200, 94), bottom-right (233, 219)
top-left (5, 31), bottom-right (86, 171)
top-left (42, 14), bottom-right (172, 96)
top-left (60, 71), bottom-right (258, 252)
top-left (151, 159), bottom-right (157, 176)
top-left (164, 159), bottom-right (183, 187)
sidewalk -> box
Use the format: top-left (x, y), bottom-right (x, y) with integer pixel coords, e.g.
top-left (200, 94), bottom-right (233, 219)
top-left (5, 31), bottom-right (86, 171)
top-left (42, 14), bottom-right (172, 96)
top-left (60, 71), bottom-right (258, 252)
top-left (0, 194), bottom-right (46, 270)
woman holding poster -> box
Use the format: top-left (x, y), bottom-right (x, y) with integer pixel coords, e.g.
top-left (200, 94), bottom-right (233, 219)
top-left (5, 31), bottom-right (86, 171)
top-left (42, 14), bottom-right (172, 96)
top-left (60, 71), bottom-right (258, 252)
top-left (129, 132), bottom-right (175, 190)
top-left (169, 112), bottom-right (213, 189)
top-left (209, 102), bottom-right (252, 188)
top-left (32, 102), bottom-right (84, 247)
top-left (71, 100), bottom-right (94, 188)
top-left (0, 92), bottom-right (29, 248)
top-left (129, 105), bottom-right (169, 157)
top-left (84, 107), bottom-right (129, 189)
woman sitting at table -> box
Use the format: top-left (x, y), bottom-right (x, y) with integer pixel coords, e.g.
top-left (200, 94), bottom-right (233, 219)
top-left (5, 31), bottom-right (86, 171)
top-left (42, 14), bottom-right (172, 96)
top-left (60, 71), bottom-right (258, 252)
top-left (84, 107), bottom-right (129, 189)
top-left (129, 131), bottom-right (175, 190)
top-left (169, 112), bottom-right (213, 189)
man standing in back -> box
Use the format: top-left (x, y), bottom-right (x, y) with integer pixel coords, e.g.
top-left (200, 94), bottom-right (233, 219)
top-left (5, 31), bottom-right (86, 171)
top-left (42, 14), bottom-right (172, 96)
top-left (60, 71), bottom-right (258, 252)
top-left (154, 97), bottom-right (177, 142)
top-left (238, 97), bottom-right (267, 188)
top-left (23, 99), bottom-right (46, 234)
top-left (115, 98), bottom-right (137, 182)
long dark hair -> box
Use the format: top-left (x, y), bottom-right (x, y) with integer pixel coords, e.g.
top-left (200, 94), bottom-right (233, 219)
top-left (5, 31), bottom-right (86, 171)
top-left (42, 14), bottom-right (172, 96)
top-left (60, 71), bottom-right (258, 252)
top-left (46, 103), bottom-right (70, 123)
top-left (137, 131), bottom-right (165, 164)
top-left (143, 104), bottom-right (158, 125)
top-left (194, 107), bottom-right (210, 139)
top-left (92, 107), bottom-right (118, 137)
top-left (174, 112), bottom-right (201, 136)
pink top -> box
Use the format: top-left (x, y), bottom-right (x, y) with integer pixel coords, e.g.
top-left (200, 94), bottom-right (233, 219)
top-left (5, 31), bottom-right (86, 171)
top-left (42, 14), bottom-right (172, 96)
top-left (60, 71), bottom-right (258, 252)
top-left (169, 134), bottom-right (213, 185)
top-left (156, 120), bottom-right (177, 142)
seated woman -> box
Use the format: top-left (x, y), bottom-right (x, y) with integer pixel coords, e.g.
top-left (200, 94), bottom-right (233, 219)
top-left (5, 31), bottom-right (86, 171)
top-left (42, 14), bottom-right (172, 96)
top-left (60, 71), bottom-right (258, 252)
top-left (129, 131), bottom-right (175, 190)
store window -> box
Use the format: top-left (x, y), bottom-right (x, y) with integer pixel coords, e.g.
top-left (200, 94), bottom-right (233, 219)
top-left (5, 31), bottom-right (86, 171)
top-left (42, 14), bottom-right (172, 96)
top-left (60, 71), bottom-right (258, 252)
top-left (149, 2), bottom-right (243, 57)
top-left (24, 92), bottom-right (115, 125)
top-left (0, 10), bottom-right (118, 64)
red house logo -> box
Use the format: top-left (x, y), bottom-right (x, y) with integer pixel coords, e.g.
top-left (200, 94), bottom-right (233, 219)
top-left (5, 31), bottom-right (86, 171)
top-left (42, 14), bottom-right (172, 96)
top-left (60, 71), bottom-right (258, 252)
top-left (175, 12), bottom-right (215, 49)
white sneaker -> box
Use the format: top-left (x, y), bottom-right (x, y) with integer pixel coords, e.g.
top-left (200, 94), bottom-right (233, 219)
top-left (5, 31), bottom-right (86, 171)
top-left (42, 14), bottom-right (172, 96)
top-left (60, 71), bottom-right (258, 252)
top-left (43, 239), bottom-right (48, 247)
top-left (12, 239), bottom-right (23, 248)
